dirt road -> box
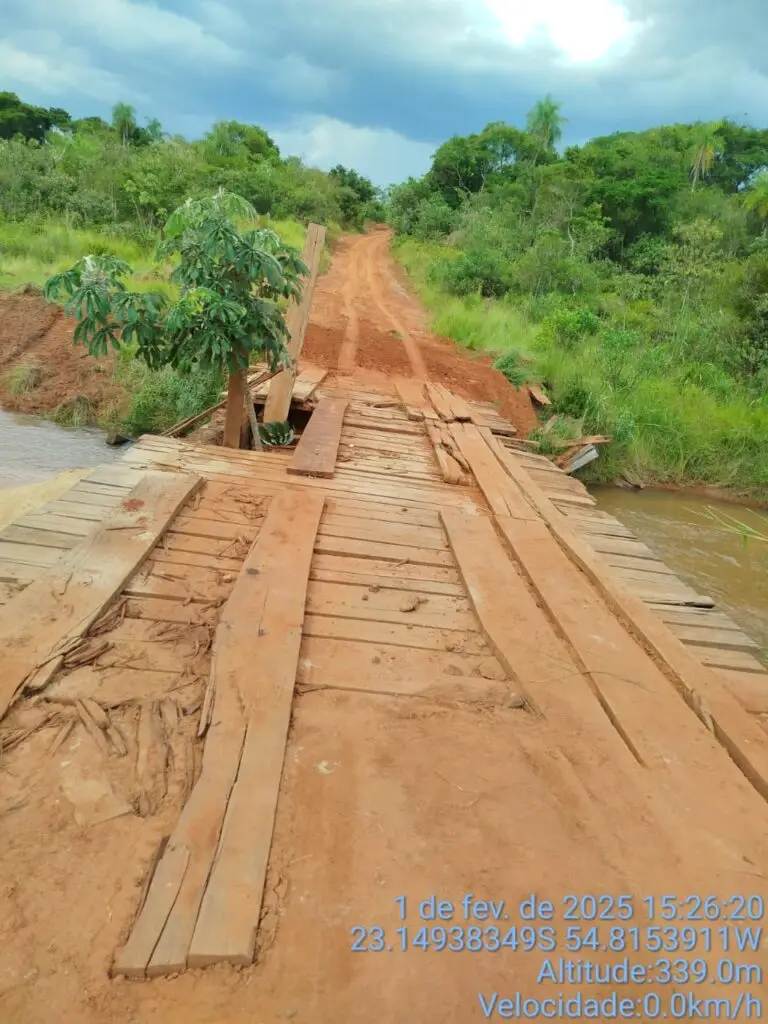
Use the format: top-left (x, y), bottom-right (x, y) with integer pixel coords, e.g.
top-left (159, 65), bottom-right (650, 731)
top-left (304, 229), bottom-right (538, 433)
top-left (1, 234), bottom-right (768, 1024)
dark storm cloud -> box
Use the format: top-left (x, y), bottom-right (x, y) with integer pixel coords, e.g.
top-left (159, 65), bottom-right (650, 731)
top-left (0, 0), bottom-right (766, 184)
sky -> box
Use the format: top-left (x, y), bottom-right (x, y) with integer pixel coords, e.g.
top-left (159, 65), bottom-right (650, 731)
top-left (1, 0), bottom-right (767, 186)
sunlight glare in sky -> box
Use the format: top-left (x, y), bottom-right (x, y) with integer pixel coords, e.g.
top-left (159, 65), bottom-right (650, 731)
top-left (480, 0), bottom-right (636, 63)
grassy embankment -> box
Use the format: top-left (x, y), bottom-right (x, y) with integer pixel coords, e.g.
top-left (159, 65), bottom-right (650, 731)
top-left (395, 239), bottom-right (768, 497)
top-left (0, 217), bottom-right (333, 435)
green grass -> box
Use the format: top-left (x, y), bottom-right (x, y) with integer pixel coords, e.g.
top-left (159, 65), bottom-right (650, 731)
top-left (393, 239), bottom-right (768, 495)
top-left (2, 361), bottom-right (43, 396)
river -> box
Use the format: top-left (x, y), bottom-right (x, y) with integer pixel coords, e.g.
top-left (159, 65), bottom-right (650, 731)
top-left (0, 409), bottom-right (126, 529)
top-left (593, 487), bottom-right (768, 656)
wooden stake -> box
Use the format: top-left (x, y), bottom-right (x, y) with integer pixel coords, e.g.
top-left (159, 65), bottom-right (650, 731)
top-left (223, 367), bottom-right (246, 449)
top-left (263, 224), bottom-right (327, 425)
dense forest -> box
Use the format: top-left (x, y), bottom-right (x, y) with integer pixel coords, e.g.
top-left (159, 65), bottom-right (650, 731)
top-left (389, 99), bottom-right (768, 492)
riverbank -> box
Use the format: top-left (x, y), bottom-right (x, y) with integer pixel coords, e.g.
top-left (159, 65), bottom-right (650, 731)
top-left (393, 239), bottom-right (768, 501)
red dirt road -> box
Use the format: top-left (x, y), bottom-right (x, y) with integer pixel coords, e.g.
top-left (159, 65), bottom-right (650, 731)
top-left (304, 230), bottom-right (539, 434)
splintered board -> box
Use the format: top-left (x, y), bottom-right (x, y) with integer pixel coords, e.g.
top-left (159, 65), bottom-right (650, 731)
top-left (0, 472), bottom-right (201, 723)
top-left (113, 489), bottom-right (324, 977)
top-left (288, 398), bottom-right (348, 479)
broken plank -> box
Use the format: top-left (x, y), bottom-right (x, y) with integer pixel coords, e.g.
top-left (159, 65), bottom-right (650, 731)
top-left (288, 398), bottom-right (348, 479)
top-left (424, 382), bottom-right (454, 422)
top-left (187, 489), bottom-right (324, 968)
top-left (0, 472), bottom-right (202, 724)
top-left (528, 385), bottom-right (551, 407)
top-left (445, 389), bottom-right (472, 422)
top-left (392, 376), bottom-right (427, 420)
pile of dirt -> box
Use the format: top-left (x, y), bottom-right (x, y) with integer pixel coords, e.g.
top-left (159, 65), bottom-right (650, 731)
top-left (0, 291), bottom-right (119, 420)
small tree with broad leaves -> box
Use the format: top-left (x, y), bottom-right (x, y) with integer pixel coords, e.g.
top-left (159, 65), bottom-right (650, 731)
top-left (43, 190), bottom-right (308, 447)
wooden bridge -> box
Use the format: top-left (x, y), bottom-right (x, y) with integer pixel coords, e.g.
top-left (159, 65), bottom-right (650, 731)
top-left (0, 368), bottom-right (767, 988)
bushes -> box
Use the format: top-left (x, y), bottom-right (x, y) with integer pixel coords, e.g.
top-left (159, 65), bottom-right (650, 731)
top-left (110, 362), bottom-right (224, 436)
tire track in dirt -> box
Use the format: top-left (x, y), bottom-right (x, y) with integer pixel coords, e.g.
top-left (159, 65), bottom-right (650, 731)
top-left (363, 232), bottom-right (428, 379)
top-left (337, 257), bottom-right (361, 372)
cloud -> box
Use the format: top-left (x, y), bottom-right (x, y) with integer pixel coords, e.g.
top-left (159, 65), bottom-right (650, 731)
top-left (0, 0), bottom-right (766, 183)
top-left (272, 116), bottom-right (435, 186)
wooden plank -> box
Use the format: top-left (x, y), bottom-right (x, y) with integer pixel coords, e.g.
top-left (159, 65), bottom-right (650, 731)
top-left (718, 671), bottom-right (768, 715)
top-left (263, 224), bottom-right (326, 423)
top-left (487, 443), bottom-right (768, 805)
top-left (187, 490), bottom-right (324, 968)
top-left (311, 552), bottom-right (461, 587)
top-left (695, 648), bottom-right (767, 674)
top-left (321, 513), bottom-right (447, 551)
top-left (0, 472), bottom-right (201, 724)
top-left (424, 383), bottom-right (454, 422)
top-left (450, 424), bottom-right (537, 521)
top-left (305, 580), bottom-right (475, 631)
top-left (287, 398), bottom-right (348, 479)
top-left (314, 532), bottom-right (454, 568)
top-left (0, 561), bottom-right (41, 585)
top-left (116, 490), bottom-right (323, 976)
top-left (425, 422), bottom-right (468, 486)
top-left (297, 636), bottom-right (507, 690)
top-left (392, 376), bottom-right (427, 420)
top-left (0, 541), bottom-right (67, 569)
top-left (445, 389), bottom-right (472, 422)
top-left (528, 385), bottom-right (551, 407)
top-left (0, 524), bottom-right (79, 550)
top-left (324, 498), bottom-right (440, 529)
top-left (303, 614), bottom-right (488, 654)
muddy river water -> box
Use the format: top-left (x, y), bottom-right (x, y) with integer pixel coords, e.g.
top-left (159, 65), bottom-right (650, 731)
top-left (593, 486), bottom-right (768, 656)
top-left (0, 409), bottom-right (125, 529)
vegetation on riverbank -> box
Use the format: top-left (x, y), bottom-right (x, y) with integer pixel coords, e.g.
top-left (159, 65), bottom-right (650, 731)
top-left (389, 102), bottom-right (768, 494)
top-left (0, 91), bottom-right (383, 434)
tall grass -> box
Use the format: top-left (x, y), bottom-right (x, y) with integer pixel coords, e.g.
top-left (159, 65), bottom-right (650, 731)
top-left (394, 239), bottom-right (768, 495)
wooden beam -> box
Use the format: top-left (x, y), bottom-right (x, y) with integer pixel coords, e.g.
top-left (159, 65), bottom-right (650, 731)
top-left (263, 224), bottom-right (327, 424)
top-left (482, 436), bottom-right (768, 805)
top-left (287, 398), bottom-right (348, 479)
top-left (188, 490), bottom-right (324, 967)
top-left (0, 472), bottom-right (202, 723)
top-left (223, 367), bottom-right (246, 448)
top-left (114, 490), bottom-right (324, 976)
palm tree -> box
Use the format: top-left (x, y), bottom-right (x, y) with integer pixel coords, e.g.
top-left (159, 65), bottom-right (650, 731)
top-left (526, 95), bottom-right (566, 163)
top-left (689, 123), bottom-right (722, 191)
top-left (111, 102), bottom-right (137, 146)
top-left (743, 172), bottom-right (768, 231)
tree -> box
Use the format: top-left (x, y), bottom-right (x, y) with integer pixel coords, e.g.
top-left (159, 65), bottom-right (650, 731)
top-left (112, 102), bottom-right (138, 146)
top-left (43, 190), bottom-right (308, 447)
top-left (0, 91), bottom-right (68, 142)
top-left (743, 172), bottom-right (768, 231)
top-left (689, 123), bottom-right (723, 190)
top-left (526, 95), bottom-right (566, 163)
